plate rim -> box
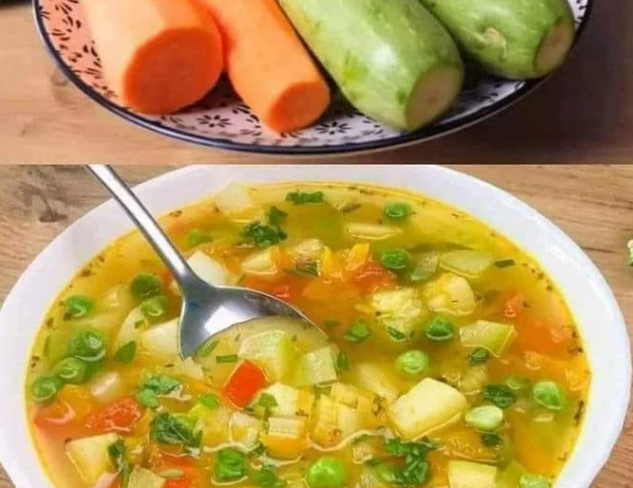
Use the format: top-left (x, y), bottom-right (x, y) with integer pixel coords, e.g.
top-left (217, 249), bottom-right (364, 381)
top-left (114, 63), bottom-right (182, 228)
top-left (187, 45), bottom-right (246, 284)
top-left (33, 0), bottom-right (594, 155)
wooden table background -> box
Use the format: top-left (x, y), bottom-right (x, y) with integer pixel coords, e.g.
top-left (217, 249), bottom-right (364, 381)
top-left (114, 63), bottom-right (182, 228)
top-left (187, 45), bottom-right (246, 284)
top-left (0, 165), bottom-right (630, 487)
top-left (1, 1), bottom-right (633, 164)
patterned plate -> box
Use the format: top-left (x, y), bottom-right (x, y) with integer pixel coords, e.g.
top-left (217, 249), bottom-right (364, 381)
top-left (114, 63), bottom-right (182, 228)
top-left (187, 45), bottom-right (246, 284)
top-left (35, 0), bottom-right (593, 155)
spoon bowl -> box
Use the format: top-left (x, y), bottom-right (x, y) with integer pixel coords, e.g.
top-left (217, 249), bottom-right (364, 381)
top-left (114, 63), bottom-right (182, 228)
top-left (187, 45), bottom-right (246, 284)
top-left (87, 164), bottom-right (315, 358)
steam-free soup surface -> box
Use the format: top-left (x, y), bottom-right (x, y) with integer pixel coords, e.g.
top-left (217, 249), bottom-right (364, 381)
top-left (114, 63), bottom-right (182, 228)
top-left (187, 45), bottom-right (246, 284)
top-left (26, 182), bottom-right (590, 488)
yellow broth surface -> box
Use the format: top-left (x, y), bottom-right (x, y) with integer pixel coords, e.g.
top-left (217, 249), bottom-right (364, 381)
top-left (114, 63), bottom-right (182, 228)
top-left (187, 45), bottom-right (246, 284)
top-left (26, 182), bottom-right (590, 488)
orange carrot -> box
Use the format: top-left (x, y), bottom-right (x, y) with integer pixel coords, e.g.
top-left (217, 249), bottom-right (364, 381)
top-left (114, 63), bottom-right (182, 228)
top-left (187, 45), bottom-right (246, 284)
top-left (81, 0), bottom-right (223, 114)
top-left (195, 0), bottom-right (330, 132)
top-left (223, 360), bottom-right (267, 408)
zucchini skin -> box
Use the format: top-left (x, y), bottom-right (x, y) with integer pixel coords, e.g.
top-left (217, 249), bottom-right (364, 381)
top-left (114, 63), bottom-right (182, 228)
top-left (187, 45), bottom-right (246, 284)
top-left (279, 0), bottom-right (464, 130)
top-left (419, 0), bottom-right (575, 79)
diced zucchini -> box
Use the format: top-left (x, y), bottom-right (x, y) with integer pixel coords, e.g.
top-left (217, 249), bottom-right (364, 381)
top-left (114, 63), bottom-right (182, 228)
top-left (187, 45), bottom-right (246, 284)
top-left (357, 465), bottom-right (390, 488)
top-left (194, 404), bottom-right (231, 447)
top-left (113, 306), bottom-right (147, 351)
top-left (289, 239), bottom-right (324, 261)
top-left (346, 223), bottom-right (402, 241)
top-left (128, 466), bottom-right (166, 488)
top-left (241, 247), bottom-right (281, 277)
top-left (263, 416), bottom-right (310, 458)
top-left (268, 416), bottom-right (308, 439)
top-left (65, 433), bottom-right (119, 485)
top-left (423, 273), bottom-right (477, 316)
top-left (88, 371), bottom-right (124, 404)
top-left (371, 288), bottom-right (425, 341)
top-left (337, 402), bottom-right (370, 441)
top-left (352, 363), bottom-right (402, 404)
top-left (387, 378), bottom-right (468, 439)
top-left (214, 183), bottom-right (255, 215)
top-left (230, 412), bottom-right (264, 450)
top-left (458, 365), bottom-right (489, 395)
top-left (239, 330), bottom-right (299, 382)
top-left (440, 250), bottom-right (495, 278)
top-left (330, 383), bottom-right (375, 416)
top-left (410, 251), bottom-right (440, 282)
top-left (448, 460), bottom-right (497, 488)
top-left (460, 320), bottom-right (516, 356)
top-left (295, 346), bottom-right (338, 386)
top-left (187, 251), bottom-right (229, 286)
top-left (261, 383), bottom-right (314, 417)
top-left (310, 395), bottom-right (341, 448)
top-left (140, 318), bottom-right (179, 356)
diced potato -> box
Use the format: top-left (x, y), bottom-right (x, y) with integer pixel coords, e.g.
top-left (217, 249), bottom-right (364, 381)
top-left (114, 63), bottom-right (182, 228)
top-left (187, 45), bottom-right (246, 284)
top-left (170, 357), bottom-right (204, 380)
top-left (128, 466), bottom-right (166, 488)
top-left (140, 318), bottom-right (179, 356)
top-left (448, 461), bottom-right (497, 488)
top-left (241, 247), bottom-right (281, 277)
top-left (231, 412), bottom-right (264, 450)
top-left (113, 306), bottom-right (147, 350)
top-left (310, 395), bottom-right (340, 448)
top-left (337, 402), bottom-right (370, 441)
top-left (330, 383), bottom-right (375, 416)
top-left (423, 273), bottom-right (477, 316)
top-left (460, 320), bottom-right (516, 356)
top-left (214, 183), bottom-right (255, 215)
top-left (346, 223), bottom-right (403, 241)
top-left (439, 250), bottom-right (495, 278)
top-left (65, 433), bottom-right (119, 485)
top-left (262, 383), bottom-right (314, 417)
top-left (371, 288), bottom-right (425, 340)
top-left (187, 251), bottom-right (229, 286)
top-left (352, 363), bottom-right (402, 404)
top-left (89, 371), bottom-right (124, 404)
top-left (295, 346), bottom-right (338, 386)
top-left (289, 239), bottom-right (324, 261)
top-left (239, 330), bottom-right (299, 382)
top-left (263, 416), bottom-right (310, 458)
top-left (387, 378), bottom-right (468, 439)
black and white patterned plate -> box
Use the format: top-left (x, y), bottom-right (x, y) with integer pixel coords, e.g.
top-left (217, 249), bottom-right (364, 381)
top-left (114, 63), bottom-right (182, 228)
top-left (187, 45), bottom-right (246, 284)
top-left (34, 0), bottom-right (592, 155)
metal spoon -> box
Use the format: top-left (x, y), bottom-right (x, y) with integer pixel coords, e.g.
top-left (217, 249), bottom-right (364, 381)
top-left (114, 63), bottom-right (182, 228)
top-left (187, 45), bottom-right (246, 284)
top-left (87, 165), bottom-right (315, 358)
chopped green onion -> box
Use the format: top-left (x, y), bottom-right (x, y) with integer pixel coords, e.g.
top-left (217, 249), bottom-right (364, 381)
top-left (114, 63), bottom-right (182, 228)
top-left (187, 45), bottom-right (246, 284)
top-left (379, 249), bottom-right (411, 271)
top-left (31, 376), bottom-right (62, 404)
top-left (243, 222), bottom-right (287, 248)
top-left (505, 375), bottom-right (530, 391)
top-left (384, 202), bottom-right (412, 221)
top-left (286, 191), bottom-right (324, 205)
top-left (114, 341), bottom-right (137, 363)
top-left (249, 465), bottom-right (286, 488)
top-left (130, 273), bottom-right (163, 299)
top-left (150, 413), bottom-right (198, 447)
top-left (196, 338), bottom-right (219, 358)
top-left (344, 320), bottom-right (371, 343)
top-left (520, 473), bottom-right (551, 488)
top-left (494, 258), bottom-right (516, 269)
top-left (216, 354), bottom-right (239, 364)
top-left (468, 348), bottom-right (491, 365)
top-left (336, 352), bottom-right (350, 371)
top-left (296, 261), bottom-right (320, 276)
top-left (53, 357), bottom-right (90, 384)
top-left (482, 384), bottom-right (517, 409)
top-left (268, 206), bottom-right (287, 227)
top-left (532, 381), bottom-right (566, 411)
top-left (481, 433), bottom-right (503, 448)
top-left (64, 295), bottom-right (94, 319)
top-left (140, 294), bottom-right (169, 319)
top-left (69, 330), bottom-right (107, 362)
top-left (424, 316), bottom-right (455, 342)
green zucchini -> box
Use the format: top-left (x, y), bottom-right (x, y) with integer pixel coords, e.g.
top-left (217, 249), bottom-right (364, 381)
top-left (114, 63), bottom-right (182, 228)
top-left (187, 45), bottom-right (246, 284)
top-left (278, 0), bottom-right (464, 130)
top-left (419, 0), bottom-right (575, 79)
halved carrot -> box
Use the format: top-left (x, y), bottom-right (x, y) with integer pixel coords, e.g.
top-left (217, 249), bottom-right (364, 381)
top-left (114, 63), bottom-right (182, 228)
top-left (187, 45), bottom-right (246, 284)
top-left (81, 0), bottom-right (223, 114)
top-left (195, 0), bottom-right (331, 132)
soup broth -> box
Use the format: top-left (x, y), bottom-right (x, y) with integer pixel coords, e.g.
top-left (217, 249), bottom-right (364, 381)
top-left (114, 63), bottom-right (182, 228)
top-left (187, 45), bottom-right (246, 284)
top-left (26, 182), bottom-right (590, 488)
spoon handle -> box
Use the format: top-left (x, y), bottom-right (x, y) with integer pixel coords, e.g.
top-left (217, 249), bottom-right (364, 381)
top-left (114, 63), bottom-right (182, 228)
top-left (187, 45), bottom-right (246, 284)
top-left (86, 164), bottom-right (198, 290)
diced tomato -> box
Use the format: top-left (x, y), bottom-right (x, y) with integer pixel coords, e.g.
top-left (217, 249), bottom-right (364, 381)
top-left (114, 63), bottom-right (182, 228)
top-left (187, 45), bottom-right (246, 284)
top-left (350, 259), bottom-right (396, 293)
top-left (504, 293), bottom-right (524, 318)
top-left (166, 477), bottom-right (193, 488)
top-left (86, 397), bottom-right (144, 434)
top-left (223, 360), bottom-right (267, 408)
top-left (159, 454), bottom-right (199, 488)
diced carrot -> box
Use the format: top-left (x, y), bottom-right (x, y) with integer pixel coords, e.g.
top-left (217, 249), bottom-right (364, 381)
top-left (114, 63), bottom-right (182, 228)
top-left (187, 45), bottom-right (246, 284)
top-left (81, 0), bottom-right (224, 114)
top-left (243, 275), bottom-right (306, 304)
top-left (350, 259), bottom-right (397, 293)
top-left (86, 397), bottom-right (144, 434)
top-left (513, 310), bottom-right (573, 358)
top-left (166, 477), bottom-right (193, 488)
top-left (195, 0), bottom-right (330, 132)
top-left (158, 454), bottom-right (199, 488)
top-left (34, 393), bottom-right (94, 439)
top-left (223, 360), bottom-right (267, 408)
top-left (504, 293), bottom-right (524, 318)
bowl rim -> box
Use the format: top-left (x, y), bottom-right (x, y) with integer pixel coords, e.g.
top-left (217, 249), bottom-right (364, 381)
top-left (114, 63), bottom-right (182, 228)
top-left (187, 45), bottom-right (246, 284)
top-left (0, 164), bottom-right (628, 488)
top-left (32, 0), bottom-right (594, 156)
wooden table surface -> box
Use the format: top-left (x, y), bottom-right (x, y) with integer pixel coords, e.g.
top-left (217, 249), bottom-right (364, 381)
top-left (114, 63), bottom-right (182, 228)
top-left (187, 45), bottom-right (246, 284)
top-left (0, 165), bottom-right (631, 487)
top-left (1, 1), bottom-right (633, 164)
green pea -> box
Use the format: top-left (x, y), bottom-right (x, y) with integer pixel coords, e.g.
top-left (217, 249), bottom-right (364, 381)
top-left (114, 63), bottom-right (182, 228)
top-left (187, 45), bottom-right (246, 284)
top-left (505, 375), bottom-right (531, 391)
top-left (32, 376), bottom-right (62, 404)
top-left (64, 295), bottom-right (94, 319)
top-left (532, 381), bottom-right (566, 410)
top-left (379, 249), bottom-right (411, 271)
top-left (464, 405), bottom-right (504, 431)
top-left (69, 330), bottom-right (107, 362)
top-left (520, 473), bottom-right (551, 488)
top-left (468, 348), bottom-right (490, 365)
top-left (424, 316), bottom-right (455, 342)
top-left (384, 203), bottom-right (412, 221)
top-left (53, 357), bottom-right (90, 384)
top-left (306, 457), bottom-right (347, 488)
top-left (141, 295), bottom-right (169, 319)
top-left (186, 229), bottom-right (213, 248)
top-left (130, 273), bottom-right (162, 299)
top-left (395, 350), bottom-right (429, 377)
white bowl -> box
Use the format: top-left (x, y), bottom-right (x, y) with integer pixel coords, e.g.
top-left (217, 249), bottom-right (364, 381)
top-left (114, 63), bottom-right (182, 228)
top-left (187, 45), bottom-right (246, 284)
top-left (0, 165), bottom-right (629, 488)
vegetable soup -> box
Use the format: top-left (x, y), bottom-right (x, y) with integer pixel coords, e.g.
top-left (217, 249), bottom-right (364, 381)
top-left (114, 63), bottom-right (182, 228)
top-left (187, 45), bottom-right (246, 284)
top-left (26, 182), bottom-right (590, 488)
